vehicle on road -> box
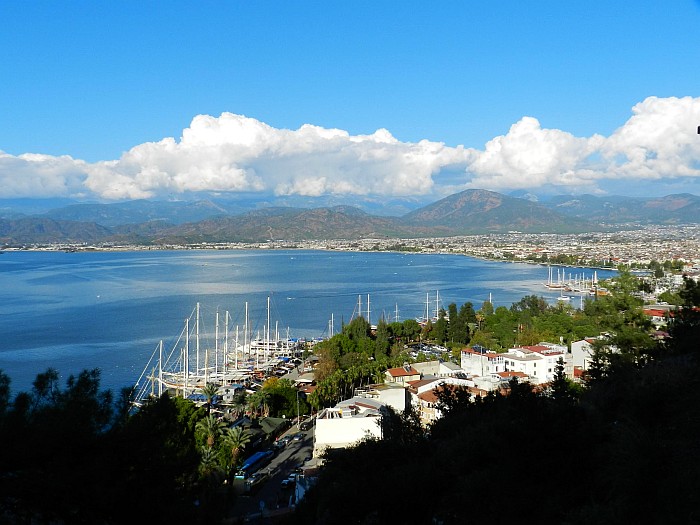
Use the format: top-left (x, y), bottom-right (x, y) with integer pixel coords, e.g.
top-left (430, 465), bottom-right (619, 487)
top-left (244, 471), bottom-right (270, 493)
top-left (235, 450), bottom-right (274, 479)
top-left (281, 474), bottom-right (296, 489)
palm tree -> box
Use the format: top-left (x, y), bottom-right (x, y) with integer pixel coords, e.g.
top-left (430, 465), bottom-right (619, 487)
top-left (247, 390), bottom-right (271, 419)
top-left (229, 391), bottom-right (247, 420)
top-left (221, 426), bottom-right (251, 477)
top-left (201, 383), bottom-right (219, 415)
top-left (196, 413), bottom-right (224, 448)
top-left (199, 445), bottom-right (223, 480)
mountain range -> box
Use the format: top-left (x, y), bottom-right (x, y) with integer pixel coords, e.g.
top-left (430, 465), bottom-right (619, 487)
top-left (0, 190), bottom-right (698, 245)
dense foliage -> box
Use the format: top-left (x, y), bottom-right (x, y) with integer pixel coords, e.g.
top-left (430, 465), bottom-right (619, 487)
top-left (0, 371), bottom-right (209, 523)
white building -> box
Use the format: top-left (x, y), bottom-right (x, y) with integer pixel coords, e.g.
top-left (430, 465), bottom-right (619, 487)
top-left (571, 338), bottom-right (597, 372)
top-left (460, 346), bottom-right (505, 377)
top-left (502, 345), bottom-right (566, 385)
top-left (353, 382), bottom-right (409, 413)
top-left (313, 397), bottom-right (386, 457)
top-left (412, 360), bottom-right (465, 378)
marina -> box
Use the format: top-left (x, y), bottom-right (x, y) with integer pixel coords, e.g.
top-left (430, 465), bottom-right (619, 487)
top-left (132, 300), bottom-right (307, 406)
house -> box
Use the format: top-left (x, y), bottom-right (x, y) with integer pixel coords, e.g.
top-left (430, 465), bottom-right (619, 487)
top-left (412, 360), bottom-right (465, 378)
top-left (502, 345), bottom-right (566, 385)
top-left (460, 345), bottom-right (505, 377)
top-left (313, 396), bottom-right (386, 457)
top-left (571, 336), bottom-right (619, 378)
top-left (353, 382), bottom-right (409, 413)
top-left (571, 338), bottom-right (597, 372)
top-left (643, 307), bottom-right (670, 329)
top-left (386, 364), bottom-right (421, 384)
top-left (406, 376), bottom-right (478, 425)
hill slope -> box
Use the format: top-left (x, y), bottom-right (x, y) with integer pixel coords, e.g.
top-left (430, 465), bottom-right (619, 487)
top-left (404, 189), bottom-right (593, 233)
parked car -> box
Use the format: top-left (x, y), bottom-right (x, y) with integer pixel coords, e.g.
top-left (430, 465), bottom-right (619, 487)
top-left (292, 433), bottom-right (304, 442)
top-left (281, 474), bottom-right (296, 488)
top-left (245, 471), bottom-right (270, 493)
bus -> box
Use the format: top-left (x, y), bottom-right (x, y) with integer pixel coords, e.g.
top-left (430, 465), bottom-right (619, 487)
top-left (235, 450), bottom-right (274, 479)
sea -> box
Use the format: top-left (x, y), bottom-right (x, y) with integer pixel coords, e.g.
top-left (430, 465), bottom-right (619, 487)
top-left (0, 249), bottom-right (615, 395)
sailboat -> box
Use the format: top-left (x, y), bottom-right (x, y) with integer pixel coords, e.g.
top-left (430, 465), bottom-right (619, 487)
top-left (131, 298), bottom-right (303, 406)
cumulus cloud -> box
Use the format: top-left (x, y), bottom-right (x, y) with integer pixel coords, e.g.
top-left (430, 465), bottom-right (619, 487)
top-left (601, 96), bottom-right (700, 180)
top-left (462, 96), bottom-right (700, 193)
top-left (0, 151), bottom-right (90, 198)
top-left (1, 97), bottom-right (699, 201)
top-left (463, 117), bottom-right (604, 191)
top-left (82, 113), bottom-right (469, 200)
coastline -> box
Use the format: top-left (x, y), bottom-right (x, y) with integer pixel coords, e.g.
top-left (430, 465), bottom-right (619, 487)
top-left (4, 223), bottom-right (697, 273)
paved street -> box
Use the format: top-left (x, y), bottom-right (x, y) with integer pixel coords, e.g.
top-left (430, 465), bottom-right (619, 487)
top-left (229, 425), bottom-right (314, 522)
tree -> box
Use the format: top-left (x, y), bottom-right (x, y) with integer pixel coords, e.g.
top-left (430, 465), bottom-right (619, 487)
top-left (344, 316), bottom-right (371, 340)
top-left (480, 299), bottom-right (494, 317)
top-left (220, 425), bottom-right (251, 476)
top-left (196, 413), bottom-right (224, 448)
top-left (433, 308), bottom-right (448, 344)
top-left (31, 367), bottom-right (60, 408)
top-left (201, 383), bottom-right (219, 414)
top-left (548, 358), bottom-right (579, 406)
top-left (435, 383), bottom-right (472, 416)
top-left (402, 319), bottom-right (421, 341)
top-left (0, 369), bottom-right (10, 415)
top-left (375, 317), bottom-right (391, 357)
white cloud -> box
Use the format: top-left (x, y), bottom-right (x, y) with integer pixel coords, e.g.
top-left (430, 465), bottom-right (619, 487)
top-left (80, 113), bottom-right (469, 200)
top-left (463, 117), bottom-right (604, 191)
top-left (461, 96), bottom-right (700, 194)
top-left (0, 151), bottom-right (90, 198)
top-left (1, 97), bottom-right (699, 201)
top-left (601, 96), bottom-right (700, 180)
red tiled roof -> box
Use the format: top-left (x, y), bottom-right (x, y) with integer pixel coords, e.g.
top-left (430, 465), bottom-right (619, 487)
top-left (644, 309), bottom-right (667, 317)
top-left (418, 390), bottom-right (439, 403)
top-left (496, 371), bottom-right (528, 379)
top-left (462, 348), bottom-right (500, 359)
top-left (387, 366), bottom-right (419, 377)
top-left (406, 379), bottom-right (438, 388)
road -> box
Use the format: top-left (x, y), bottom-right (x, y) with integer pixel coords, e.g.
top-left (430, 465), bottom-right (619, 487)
top-left (229, 425), bottom-right (314, 521)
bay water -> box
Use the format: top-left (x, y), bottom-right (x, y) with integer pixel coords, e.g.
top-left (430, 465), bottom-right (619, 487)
top-left (0, 249), bottom-right (614, 395)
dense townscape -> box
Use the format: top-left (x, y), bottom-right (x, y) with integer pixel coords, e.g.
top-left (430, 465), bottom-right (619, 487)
top-left (5, 224), bottom-right (700, 274)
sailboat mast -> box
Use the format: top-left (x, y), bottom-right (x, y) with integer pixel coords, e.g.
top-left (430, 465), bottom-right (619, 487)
top-left (367, 293), bottom-right (370, 324)
top-left (184, 317), bottom-right (189, 397)
top-left (235, 325), bottom-right (239, 370)
top-left (266, 296), bottom-right (271, 362)
top-left (196, 302), bottom-right (200, 378)
top-left (215, 310), bottom-right (219, 379)
top-left (158, 339), bottom-right (163, 398)
top-left (224, 310), bottom-right (229, 380)
top-left (244, 301), bottom-right (249, 362)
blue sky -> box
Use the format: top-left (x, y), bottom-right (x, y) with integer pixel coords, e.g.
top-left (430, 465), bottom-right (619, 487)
top-left (1, 1), bottom-right (700, 204)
